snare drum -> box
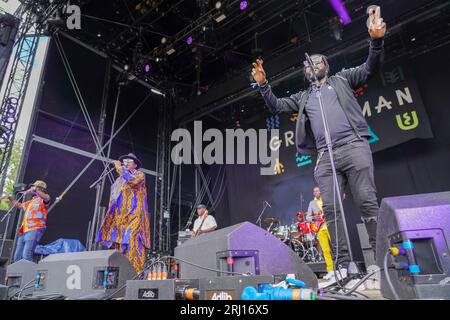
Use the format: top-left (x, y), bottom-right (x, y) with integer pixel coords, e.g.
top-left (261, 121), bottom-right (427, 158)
top-left (289, 223), bottom-right (301, 239)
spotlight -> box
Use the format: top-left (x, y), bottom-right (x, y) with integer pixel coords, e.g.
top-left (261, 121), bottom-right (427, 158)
top-left (215, 1), bottom-right (222, 10)
top-left (161, 37), bottom-right (167, 44)
top-left (240, 1), bottom-right (248, 11)
top-left (144, 63), bottom-right (152, 73)
top-left (186, 36), bottom-right (193, 45)
top-left (124, 64), bottom-right (130, 71)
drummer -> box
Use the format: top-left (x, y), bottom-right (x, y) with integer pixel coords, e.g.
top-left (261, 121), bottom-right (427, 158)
top-left (307, 187), bottom-right (334, 280)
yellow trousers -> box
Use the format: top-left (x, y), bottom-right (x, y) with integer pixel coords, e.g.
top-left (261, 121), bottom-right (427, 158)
top-left (317, 224), bottom-right (333, 272)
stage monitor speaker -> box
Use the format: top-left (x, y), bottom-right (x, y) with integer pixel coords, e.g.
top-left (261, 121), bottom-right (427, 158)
top-left (5, 259), bottom-right (38, 298)
top-left (0, 284), bottom-right (7, 300)
top-left (0, 239), bottom-right (13, 267)
top-left (174, 222), bottom-right (318, 289)
top-left (32, 250), bottom-right (136, 300)
top-left (376, 192), bottom-right (450, 300)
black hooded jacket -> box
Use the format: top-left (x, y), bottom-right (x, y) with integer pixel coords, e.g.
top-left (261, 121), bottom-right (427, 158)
top-left (259, 38), bottom-right (384, 155)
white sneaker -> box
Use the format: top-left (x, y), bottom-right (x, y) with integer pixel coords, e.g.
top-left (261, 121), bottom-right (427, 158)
top-left (323, 271), bottom-right (335, 280)
top-left (319, 268), bottom-right (348, 289)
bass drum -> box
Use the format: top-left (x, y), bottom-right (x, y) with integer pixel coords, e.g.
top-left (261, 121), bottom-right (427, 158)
top-left (289, 239), bottom-right (306, 260)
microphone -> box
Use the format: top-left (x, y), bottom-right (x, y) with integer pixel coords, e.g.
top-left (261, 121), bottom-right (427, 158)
top-left (19, 188), bottom-right (33, 195)
top-left (304, 52), bottom-right (318, 83)
top-left (264, 200), bottom-right (272, 208)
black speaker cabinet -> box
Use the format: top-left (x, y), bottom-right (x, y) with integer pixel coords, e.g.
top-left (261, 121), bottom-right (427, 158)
top-left (376, 192), bottom-right (450, 300)
top-left (32, 250), bottom-right (136, 300)
top-left (174, 222), bottom-right (318, 289)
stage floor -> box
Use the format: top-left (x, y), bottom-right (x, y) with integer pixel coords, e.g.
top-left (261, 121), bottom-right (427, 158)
top-left (317, 278), bottom-right (385, 300)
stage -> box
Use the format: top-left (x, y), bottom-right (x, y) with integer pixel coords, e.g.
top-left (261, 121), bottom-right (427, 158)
top-left (1, 0), bottom-right (450, 303)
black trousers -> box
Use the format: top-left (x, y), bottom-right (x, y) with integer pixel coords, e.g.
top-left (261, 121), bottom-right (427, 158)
top-left (314, 138), bottom-right (379, 268)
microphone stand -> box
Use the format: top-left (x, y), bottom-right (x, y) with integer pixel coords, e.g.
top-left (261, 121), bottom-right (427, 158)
top-left (300, 193), bottom-right (305, 212)
top-left (0, 192), bottom-right (25, 263)
top-left (304, 53), bottom-right (359, 280)
top-left (87, 163), bottom-right (115, 251)
top-left (255, 201), bottom-right (270, 228)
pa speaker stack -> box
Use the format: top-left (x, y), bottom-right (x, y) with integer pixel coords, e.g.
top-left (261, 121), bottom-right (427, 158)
top-left (376, 192), bottom-right (450, 300)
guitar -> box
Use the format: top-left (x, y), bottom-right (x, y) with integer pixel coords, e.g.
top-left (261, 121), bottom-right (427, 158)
top-left (313, 210), bottom-right (325, 231)
top-left (192, 210), bottom-right (209, 237)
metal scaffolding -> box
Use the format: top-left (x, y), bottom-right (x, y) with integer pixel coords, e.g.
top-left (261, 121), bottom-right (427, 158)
top-left (153, 92), bottom-right (173, 253)
top-left (0, 1), bottom-right (58, 195)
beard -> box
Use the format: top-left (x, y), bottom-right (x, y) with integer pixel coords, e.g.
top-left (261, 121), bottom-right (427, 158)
top-left (306, 68), bottom-right (327, 82)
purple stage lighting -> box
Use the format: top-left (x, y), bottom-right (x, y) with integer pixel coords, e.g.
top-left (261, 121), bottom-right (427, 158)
top-left (327, 0), bottom-right (351, 25)
top-left (144, 64), bottom-right (151, 73)
top-left (186, 36), bottom-right (193, 45)
top-left (240, 1), bottom-right (248, 11)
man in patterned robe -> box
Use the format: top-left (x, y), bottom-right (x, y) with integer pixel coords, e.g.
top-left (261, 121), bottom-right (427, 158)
top-left (97, 153), bottom-right (150, 273)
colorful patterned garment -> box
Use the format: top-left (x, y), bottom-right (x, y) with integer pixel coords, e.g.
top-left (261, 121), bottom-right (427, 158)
top-left (97, 166), bottom-right (151, 273)
top-left (19, 197), bottom-right (49, 234)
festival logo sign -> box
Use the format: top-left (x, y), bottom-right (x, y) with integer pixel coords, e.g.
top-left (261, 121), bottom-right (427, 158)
top-left (262, 59), bottom-right (433, 175)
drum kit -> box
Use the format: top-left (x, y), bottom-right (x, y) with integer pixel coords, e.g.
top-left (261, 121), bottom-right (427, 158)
top-left (263, 213), bottom-right (323, 263)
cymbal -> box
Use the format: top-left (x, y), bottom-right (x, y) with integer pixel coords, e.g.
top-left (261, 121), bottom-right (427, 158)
top-left (263, 217), bottom-right (280, 225)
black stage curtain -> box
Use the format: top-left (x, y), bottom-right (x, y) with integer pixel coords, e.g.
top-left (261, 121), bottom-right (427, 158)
top-left (20, 37), bottom-right (161, 246)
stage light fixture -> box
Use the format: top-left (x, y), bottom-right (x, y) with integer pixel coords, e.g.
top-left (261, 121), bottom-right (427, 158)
top-left (186, 36), bottom-right (193, 45)
top-left (240, 1), bottom-right (248, 11)
top-left (151, 88), bottom-right (164, 96)
top-left (161, 37), bottom-right (167, 44)
top-left (144, 63), bottom-right (152, 73)
top-left (214, 13), bottom-right (227, 23)
top-left (215, 1), bottom-right (222, 10)
top-left (329, 17), bottom-right (343, 41)
top-left (166, 48), bottom-right (176, 55)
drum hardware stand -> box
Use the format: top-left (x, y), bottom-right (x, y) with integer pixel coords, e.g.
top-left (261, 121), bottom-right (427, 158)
top-left (1, 193), bottom-right (24, 261)
top-left (256, 200), bottom-right (271, 228)
top-left (304, 53), bottom-right (361, 286)
top-left (300, 193), bottom-right (305, 212)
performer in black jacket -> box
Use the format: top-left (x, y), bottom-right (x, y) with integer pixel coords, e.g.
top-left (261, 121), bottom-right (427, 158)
top-left (252, 7), bottom-right (386, 284)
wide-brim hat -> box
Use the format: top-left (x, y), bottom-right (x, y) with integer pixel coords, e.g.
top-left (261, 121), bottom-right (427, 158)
top-left (119, 153), bottom-right (142, 169)
top-left (30, 180), bottom-right (47, 190)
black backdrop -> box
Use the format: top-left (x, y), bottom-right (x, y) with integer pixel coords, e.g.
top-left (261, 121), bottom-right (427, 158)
top-left (19, 37), bottom-right (162, 245)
